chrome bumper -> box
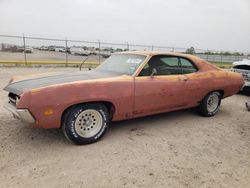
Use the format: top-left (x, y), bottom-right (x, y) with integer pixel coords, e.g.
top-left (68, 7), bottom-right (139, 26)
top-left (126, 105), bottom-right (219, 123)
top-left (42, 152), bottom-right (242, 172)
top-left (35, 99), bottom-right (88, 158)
top-left (241, 81), bottom-right (250, 91)
top-left (244, 81), bottom-right (250, 87)
top-left (4, 103), bottom-right (35, 124)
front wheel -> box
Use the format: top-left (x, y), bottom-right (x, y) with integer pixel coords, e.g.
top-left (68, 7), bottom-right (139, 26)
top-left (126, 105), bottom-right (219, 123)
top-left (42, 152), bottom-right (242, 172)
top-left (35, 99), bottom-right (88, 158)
top-left (198, 91), bottom-right (221, 117)
top-left (62, 103), bottom-right (110, 145)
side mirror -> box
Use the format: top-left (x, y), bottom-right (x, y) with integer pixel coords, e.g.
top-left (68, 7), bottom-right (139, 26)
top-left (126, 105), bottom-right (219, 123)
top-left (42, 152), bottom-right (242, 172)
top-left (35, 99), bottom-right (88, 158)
top-left (150, 68), bottom-right (157, 77)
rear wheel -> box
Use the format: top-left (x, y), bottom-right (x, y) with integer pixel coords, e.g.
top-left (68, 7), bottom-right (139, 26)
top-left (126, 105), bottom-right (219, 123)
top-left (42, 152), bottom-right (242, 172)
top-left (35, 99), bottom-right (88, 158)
top-left (198, 91), bottom-right (221, 117)
top-left (62, 103), bottom-right (110, 145)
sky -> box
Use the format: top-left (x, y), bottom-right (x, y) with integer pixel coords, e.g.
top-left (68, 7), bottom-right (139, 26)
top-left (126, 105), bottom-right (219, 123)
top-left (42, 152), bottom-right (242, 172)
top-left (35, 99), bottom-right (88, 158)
top-left (0, 0), bottom-right (250, 52)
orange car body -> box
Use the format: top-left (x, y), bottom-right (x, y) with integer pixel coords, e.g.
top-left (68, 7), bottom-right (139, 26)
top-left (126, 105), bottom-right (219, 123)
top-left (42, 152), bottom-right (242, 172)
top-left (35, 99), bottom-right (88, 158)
top-left (4, 51), bottom-right (244, 128)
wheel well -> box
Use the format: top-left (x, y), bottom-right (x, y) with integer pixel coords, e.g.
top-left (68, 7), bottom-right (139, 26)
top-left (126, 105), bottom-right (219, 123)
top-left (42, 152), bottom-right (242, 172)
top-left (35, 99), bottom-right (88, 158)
top-left (61, 101), bottom-right (115, 126)
top-left (205, 90), bottom-right (224, 99)
top-left (216, 90), bottom-right (224, 98)
top-left (198, 90), bottom-right (224, 104)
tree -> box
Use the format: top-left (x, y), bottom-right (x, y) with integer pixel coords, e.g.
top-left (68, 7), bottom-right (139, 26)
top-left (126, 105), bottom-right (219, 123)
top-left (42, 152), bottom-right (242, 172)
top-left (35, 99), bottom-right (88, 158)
top-left (186, 46), bottom-right (195, 54)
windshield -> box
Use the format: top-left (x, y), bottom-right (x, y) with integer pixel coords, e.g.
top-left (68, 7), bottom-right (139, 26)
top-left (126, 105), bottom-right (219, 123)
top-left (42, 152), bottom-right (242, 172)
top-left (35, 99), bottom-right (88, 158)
top-left (97, 54), bottom-right (146, 75)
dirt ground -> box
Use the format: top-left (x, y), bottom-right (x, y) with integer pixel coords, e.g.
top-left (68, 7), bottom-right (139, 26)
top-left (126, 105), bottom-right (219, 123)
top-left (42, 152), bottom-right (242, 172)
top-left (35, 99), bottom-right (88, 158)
top-left (0, 67), bottom-right (249, 188)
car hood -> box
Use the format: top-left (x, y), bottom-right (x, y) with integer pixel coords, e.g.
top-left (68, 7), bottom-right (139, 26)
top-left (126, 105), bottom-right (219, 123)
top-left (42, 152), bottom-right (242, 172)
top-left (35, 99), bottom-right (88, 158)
top-left (232, 59), bottom-right (250, 66)
top-left (3, 70), bottom-right (122, 95)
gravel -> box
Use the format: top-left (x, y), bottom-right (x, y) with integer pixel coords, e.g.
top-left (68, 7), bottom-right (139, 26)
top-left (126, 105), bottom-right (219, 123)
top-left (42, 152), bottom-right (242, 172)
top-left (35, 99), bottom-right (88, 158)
top-left (0, 67), bottom-right (249, 188)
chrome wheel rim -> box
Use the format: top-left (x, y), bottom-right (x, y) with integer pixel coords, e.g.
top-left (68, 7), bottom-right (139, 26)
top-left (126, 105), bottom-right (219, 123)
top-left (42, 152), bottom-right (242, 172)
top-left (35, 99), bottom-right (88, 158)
top-left (75, 109), bottom-right (103, 138)
top-left (207, 93), bottom-right (219, 113)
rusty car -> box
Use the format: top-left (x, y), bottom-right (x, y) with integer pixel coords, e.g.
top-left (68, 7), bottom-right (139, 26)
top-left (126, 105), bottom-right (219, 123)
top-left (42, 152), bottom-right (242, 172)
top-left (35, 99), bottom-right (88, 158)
top-left (3, 51), bottom-right (244, 145)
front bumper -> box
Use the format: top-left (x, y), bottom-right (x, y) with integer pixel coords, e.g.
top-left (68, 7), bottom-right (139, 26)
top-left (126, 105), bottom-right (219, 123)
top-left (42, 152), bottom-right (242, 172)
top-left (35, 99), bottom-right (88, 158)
top-left (4, 102), bottom-right (35, 124)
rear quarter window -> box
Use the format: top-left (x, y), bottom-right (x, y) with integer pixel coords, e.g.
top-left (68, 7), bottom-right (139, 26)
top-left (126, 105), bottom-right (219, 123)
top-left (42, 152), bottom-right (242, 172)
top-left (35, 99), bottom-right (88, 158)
top-left (180, 58), bottom-right (198, 74)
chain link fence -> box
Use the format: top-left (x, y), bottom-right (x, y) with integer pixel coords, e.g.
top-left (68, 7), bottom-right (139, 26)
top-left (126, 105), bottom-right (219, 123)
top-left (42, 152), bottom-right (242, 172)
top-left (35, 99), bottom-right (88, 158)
top-left (0, 34), bottom-right (249, 66)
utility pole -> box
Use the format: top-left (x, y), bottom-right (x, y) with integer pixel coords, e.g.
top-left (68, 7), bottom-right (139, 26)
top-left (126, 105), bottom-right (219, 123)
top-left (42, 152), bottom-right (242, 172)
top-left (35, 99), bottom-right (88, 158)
top-left (65, 39), bottom-right (68, 67)
top-left (22, 34), bottom-right (27, 65)
top-left (98, 40), bottom-right (101, 64)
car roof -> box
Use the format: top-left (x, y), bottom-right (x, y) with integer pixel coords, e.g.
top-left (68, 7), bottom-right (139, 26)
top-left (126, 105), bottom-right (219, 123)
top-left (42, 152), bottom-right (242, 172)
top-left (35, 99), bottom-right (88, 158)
top-left (116, 51), bottom-right (196, 59)
top-left (116, 51), bottom-right (219, 71)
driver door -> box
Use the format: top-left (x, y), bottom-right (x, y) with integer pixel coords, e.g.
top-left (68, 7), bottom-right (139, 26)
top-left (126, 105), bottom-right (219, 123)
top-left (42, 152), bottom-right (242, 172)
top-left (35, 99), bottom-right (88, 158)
top-left (134, 56), bottom-right (189, 116)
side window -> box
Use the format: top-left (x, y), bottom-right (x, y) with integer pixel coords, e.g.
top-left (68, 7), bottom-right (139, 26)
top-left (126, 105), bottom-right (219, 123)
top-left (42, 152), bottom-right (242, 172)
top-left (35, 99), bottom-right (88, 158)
top-left (180, 58), bottom-right (198, 74)
top-left (138, 56), bottom-right (182, 76)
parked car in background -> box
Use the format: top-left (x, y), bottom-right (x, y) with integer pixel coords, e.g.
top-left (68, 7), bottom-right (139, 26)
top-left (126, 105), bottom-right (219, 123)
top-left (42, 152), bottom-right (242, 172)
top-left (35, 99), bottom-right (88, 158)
top-left (3, 51), bottom-right (244, 145)
top-left (101, 51), bottom-right (112, 58)
top-left (16, 46), bottom-right (25, 52)
top-left (24, 47), bottom-right (34, 53)
top-left (231, 59), bottom-right (250, 91)
top-left (55, 47), bottom-right (66, 52)
top-left (39, 46), bottom-right (49, 51)
top-left (48, 46), bottom-right (56, 51)
top-left (89, 50), bottom-right (98, 55)
top-left (17, 46), bottom-right (34, 53)
top-left (69, 47), bottom-right (90, 56)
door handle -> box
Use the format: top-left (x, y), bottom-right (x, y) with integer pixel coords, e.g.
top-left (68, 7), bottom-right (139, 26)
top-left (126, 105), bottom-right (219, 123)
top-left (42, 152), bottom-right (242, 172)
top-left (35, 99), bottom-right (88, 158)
top-left (180, 77), bottom-right (188, 81)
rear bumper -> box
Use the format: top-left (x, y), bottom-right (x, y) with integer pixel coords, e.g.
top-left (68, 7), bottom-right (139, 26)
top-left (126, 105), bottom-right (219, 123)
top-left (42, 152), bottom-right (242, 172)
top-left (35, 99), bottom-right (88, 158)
top-left (4, 103), bottom-right (35, 124)
top-left (241, 81), bottom-right (250, 91)
top-left (244, 81), bottom-right (250, 87)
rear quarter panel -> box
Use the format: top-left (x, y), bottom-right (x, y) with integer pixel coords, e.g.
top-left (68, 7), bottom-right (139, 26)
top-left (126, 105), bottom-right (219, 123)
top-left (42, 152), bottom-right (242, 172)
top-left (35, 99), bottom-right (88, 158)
top-left (223, 71), bottom-right (244, 97)
top-left (185, 69), bottom-right (243, 106)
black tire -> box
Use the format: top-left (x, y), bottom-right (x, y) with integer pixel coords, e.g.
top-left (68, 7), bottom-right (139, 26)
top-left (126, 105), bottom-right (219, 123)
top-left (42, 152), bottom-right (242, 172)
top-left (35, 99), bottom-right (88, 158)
top-left (246, 101), bottom-right (250, 111)
top-left (62, 103), bottom-right (110, 145)
top-left (198, 91), bottom-right (221, 117)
